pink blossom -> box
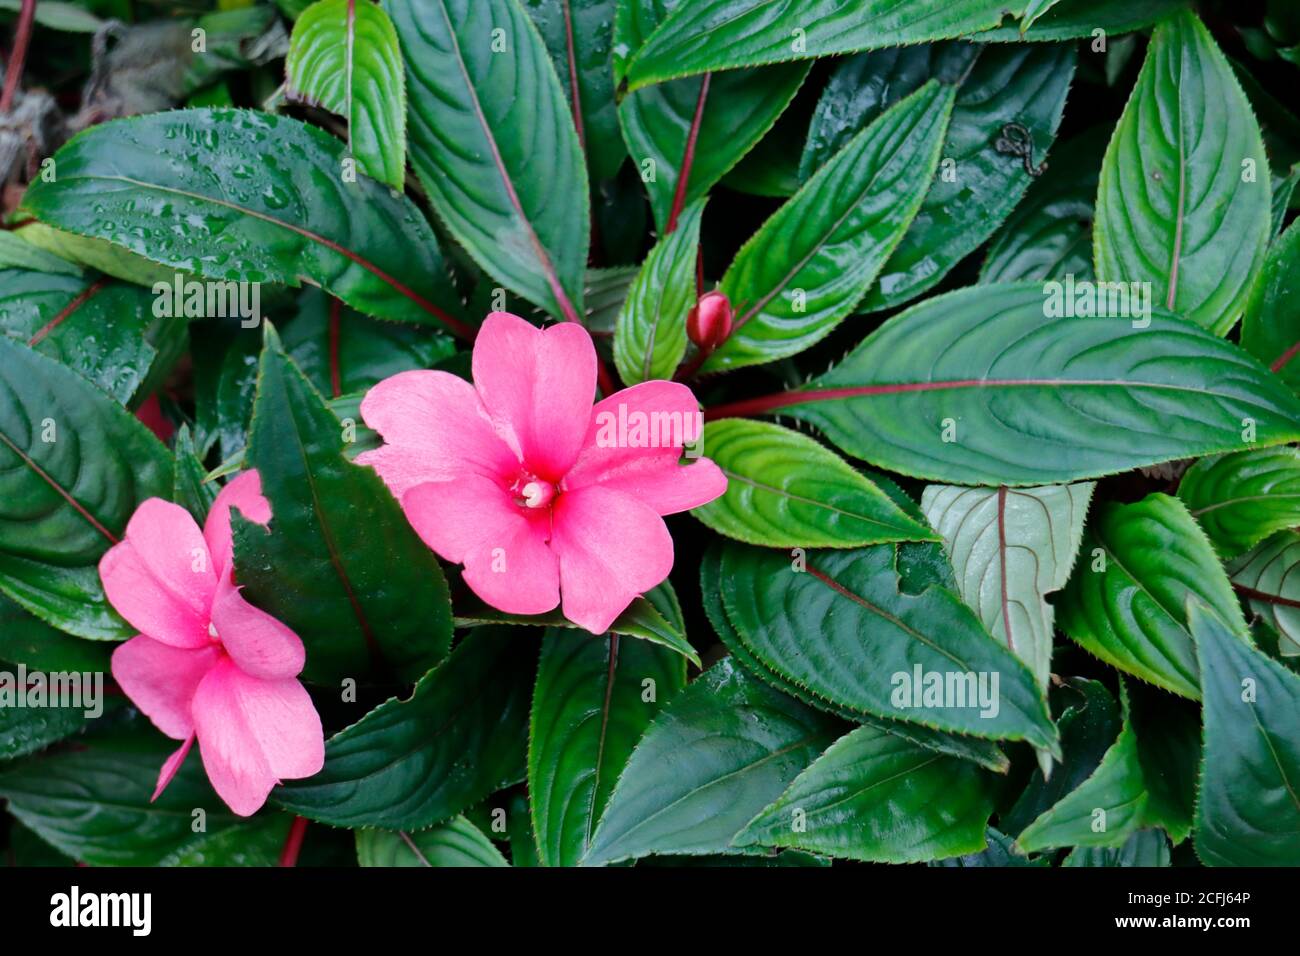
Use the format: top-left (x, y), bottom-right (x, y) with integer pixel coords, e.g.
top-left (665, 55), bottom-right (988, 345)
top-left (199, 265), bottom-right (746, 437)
top-left (357, 312), bottom-right (727, 633)
top-left (101, 471), bottom-right (323, 816)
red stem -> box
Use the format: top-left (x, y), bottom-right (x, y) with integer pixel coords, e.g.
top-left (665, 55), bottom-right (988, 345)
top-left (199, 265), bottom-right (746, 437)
top-left (28, 278), bottom-right (106, 346)
top-left (0, 0), bottom-right (36, 114)
top-left (665, 73), bottom-right (711, 234)
top-left (278, 816), bottom-right (309, 867)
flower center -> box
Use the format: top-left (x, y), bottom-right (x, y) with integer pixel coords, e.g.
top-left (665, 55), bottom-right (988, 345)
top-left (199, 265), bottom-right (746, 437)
top-left (519, 479), bottom-right (555, 509)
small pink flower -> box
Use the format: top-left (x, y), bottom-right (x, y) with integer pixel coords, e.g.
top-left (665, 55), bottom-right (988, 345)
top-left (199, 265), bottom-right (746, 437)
top-left (687, 290), bottom-right (733, 352)
top-left (358, 312), bottom-right (727, 633)
top-left (101, 471), bottom-right (324, 816)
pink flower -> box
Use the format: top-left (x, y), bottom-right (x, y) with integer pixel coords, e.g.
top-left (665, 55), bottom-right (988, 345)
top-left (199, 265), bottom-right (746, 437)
top-left (101, 471), bottom-right (324, 816)
top-left (357, 312), bottom-right (727, 633)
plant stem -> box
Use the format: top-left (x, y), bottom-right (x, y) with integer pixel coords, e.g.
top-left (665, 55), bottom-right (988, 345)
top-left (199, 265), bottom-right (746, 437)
top-left (0, 0), bottom-right (36, 114)
top-left (664, 72), bottom-right (711, 234)
top-left (278, 816), bottom-right (310, 867)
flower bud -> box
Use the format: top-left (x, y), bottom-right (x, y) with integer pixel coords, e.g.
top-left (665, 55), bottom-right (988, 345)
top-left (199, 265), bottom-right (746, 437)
top-left (686, 290), bottom-right (732, 352)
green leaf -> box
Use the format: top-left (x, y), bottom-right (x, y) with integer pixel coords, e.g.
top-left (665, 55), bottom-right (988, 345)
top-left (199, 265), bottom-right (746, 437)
top-left (161, 813), bottom-right (294, 866)
top-left (0, 0), bottom-right (102, 32)
top-left (1015, 688), bottom-right (1152, 853)
top-left (1229, 531), bottom-right (1300, 657)
top-left (274, 627), bottom-right (534, 828)
top-left (388, 0), bottom-right (588, 322)
top-left (765, 282), bottom-right (1300, 485)
top-left (974, 0), bottom-right (1187, 42)
top-left (1191, 602), bottom-right (1300, 866)
top-left (1019, 0), bottom-right (1062, 31)
top-left (0, 268), bottom-right (185, 406)
top-left (734, 723), bottom-right (996, 863)
top-left (858, 43), bottom-right (1075, 313)
top-left (615, 0), bottom-right (808, 231)
top-left (525, 0), bottom-right (624, 183)
top-left (0, 232), bottom-right (82, 274)
top-left (21, 109), bottom-right (466, 333)
top-left (1271, 164), bottom-right (1300, 239)
top-left (233, 325), bottom-right (453, 684)
top-left (612, 198), bottom-right (702, 385)
top-left (717, 541), bottom-right (1058, 751)
top-left (581, 658), bottom-right (841, 866)
top-left (980, 128), bottom-right (1106, 283)
top-left (1242, 219), bottom-right (1300, 391)
top-left (695, 418), bottom-right (937, 549)
top-left (16, 222), bottom-right (181, 288)
top-left (454, 591), bottom-right (699, 667)
top-left (0, 337), bottom-right (171, 640)
top-left (699, 544), bottom-right (1011, 775)
top-left (356, 816), bottom-right (509, 866)
top-left (172, 424), bottom-right (218, 523)
top-left (0, 722), bottom-right (240, 865)
top-left (286, 0), bottom-right (407, 189)
top-left (922, 483), bottom-right (1093, 694)
top-left (0, 595), bottom-right (112, 672)
top-left (528, 628), bottom-right (686, 866)
top-left (1094, 10), bottom-right (1271, 335)
top-left (1179, 447), bottom-right (1300, 557)
top-left (1063, 828), bottom-right (1171, 866)
top-left (0, 684), bottom-right (93, 761)
top-left (623, 0), bottom-right (1021, 90)
top-left (1057, 494), bottom-right (1247, 699)
top-left (931, 827), bottom-right (1047, 866)
top-left (703, 81), bottom-right (954, 372)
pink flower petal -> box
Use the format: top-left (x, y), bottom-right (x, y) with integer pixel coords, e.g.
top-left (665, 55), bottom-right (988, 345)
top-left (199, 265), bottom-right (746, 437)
top-left (403, 479), bottom-right (560, 615)
top-left (110, 636), bottom-right (222, 739)
top-left (152, 734), bottom-right (195, 802)
top-left (565, 381), bottom-right (722, 514)
top-left (472, 312), bottom-right (596, 480)
top-left (357, 370), bottom-right (517, 497)
top-left (192, 659), bottom-right (324, 817)
top-left (99, 499), bottom-right (216, 648)
top-left (203, 470), bottom-right (271, 580)
top-left (209, 575), bottom-right (306, 680)
top-left (552, 485), bottom-right (674, 634)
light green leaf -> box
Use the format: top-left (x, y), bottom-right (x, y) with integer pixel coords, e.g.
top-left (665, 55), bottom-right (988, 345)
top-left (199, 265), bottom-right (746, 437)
top-left (703, 81), bottom-right (953, 372)
top-left (286, 0), bottom-right (407, 188)
top-left (1179, 447), bottom-right (1300, 557)
top-left (613, 199), bottom-right (702, 385)
top-left (695, 418), bottom-right (936, 548)
top-left (356, 817), bottom-right (509, 866)
top-left (1057, 494), bottom-right (1247, 699)
top-left (1094, 10), bottom-right (1271, 335)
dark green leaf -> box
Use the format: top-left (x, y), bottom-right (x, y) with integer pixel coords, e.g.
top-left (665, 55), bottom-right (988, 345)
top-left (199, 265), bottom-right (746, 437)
top-left (356, 816), bottom-right (509, 866)
top-left (1241, 219), bottom-right (1300, 391)
top-left (1179, 447), bottom-right (1300, 557)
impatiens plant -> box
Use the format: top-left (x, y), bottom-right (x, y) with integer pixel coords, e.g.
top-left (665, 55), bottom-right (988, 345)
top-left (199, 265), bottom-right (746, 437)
top-left (1, 0), bottom-right (1299, 874)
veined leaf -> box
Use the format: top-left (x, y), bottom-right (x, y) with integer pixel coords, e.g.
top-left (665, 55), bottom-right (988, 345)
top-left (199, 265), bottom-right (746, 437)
top-left (286, 0), bottom-right (407, 188)
top-left (1191, 603), bottom-right (1300, 866)
top-left (1229, 531), bottom-right (1300, 657)
top-left (233, 325), bottom-right (453, 684)
top-left (921, 483), bottom-right (1093, 694)
top-left (525, 0), bottom-right (624, 183)
top-left (356, 816), bottom-right (509, 866)
top-left (275, 627), bottom-right (534, 829)
top-left (974, 0), bottom-right (1188, 42)
top-left (387, 0), bottom-right (588, 322)
top-left (623, 0), bottom-right (1021, 90)
top-left (858, 43), bottom-right (1075, 312)
top-left (1241, 219), bottom-right (1300, 392)
top-left (0, 337), bottom-right (171, 640)
top-left (1179, 447), bottom-right (1300, 557)
top-left (1057, 494), bottom-right (1246, 699)
top-left (695, 418), bottom-right (937, 549)
top-left (734, 723), bottom-right (996, 863)
top-left (21, 109), bottom-right (468, 334)
top-left (735, 283), bottom-right (1300, 486)
top-left (612, 199), bottom-right (702, 385)
top-left (717, 541), bottom-right (1059, 752)
top-left (0, 268), bottom-right (185, 406)
top-left (1063, 828), bottom-right (1171, 867)
top-left (703, 81), bottom-right (954, 373)
top-left (528, 628), bottom-right (685, 866)
top-left (615, 0), bottom-right (808, 231)
top-left (980, 128), bottom-right (1107, 283)
top-left (0, 722), bottom-right (239, 865)
top-left (1094, 10), bottom-right (1271, 335)
top-left (581, 658), bottom-right (841, 866)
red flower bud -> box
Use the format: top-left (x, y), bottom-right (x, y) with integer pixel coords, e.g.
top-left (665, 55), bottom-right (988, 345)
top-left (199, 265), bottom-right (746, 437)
top-left (686, 290), bottom-right (732, 352)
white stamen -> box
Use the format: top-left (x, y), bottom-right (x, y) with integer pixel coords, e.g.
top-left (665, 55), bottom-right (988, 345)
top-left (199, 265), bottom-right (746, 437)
top-left (208, 622), bottom-right (219, 639)
top-left (522, 481), bottom-right (545, 508)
